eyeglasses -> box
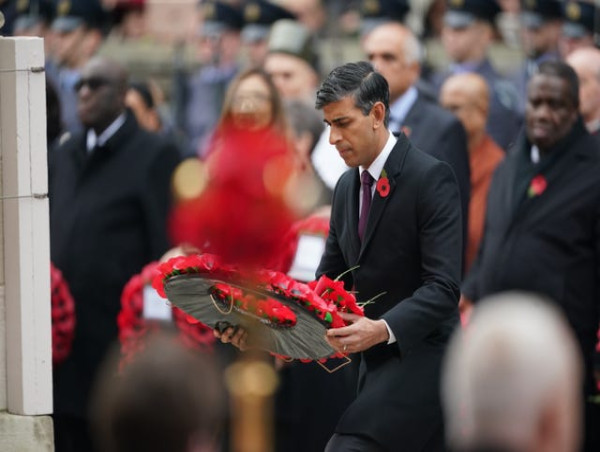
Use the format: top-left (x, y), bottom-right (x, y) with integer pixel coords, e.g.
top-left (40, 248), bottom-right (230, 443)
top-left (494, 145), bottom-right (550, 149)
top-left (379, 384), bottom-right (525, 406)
top-left (74, 77), bottom-right (111, 93)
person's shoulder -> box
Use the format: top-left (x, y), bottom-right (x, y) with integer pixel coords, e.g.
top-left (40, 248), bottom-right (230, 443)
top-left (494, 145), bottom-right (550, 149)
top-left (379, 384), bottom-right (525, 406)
top-left (402, 137), bottom-right (449, 172)
top-left (415, 97), bottom-right (463, 129)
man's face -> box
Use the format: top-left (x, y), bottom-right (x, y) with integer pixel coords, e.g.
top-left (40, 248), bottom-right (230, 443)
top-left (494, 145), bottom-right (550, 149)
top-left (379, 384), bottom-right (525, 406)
top-left (53, 27), bottom-right (86, 67)
top-left (520, 21), bottom-right (560, 58)
top-left (363, 26), bottom-right (419, 101)
top-left (441, 21), bottom-right (490, 63)
top-left (76, 61), bottom-right (125, 131)
top-left (440, 87), bottom-right (485, 142)
top-left (264, 53), bottom-right (317, 101)
top-left (526, 74), bottom-right (578, 150)
top-left (323, 96), bottom-right (380, 168)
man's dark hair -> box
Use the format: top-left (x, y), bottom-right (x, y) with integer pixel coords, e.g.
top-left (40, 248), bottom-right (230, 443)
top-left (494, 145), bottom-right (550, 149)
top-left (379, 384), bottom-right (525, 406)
top-left (129, 81), bottom-right (155, 109)
top-left (535, 60), bottom-right (580, 108)
top-left (315, 61), bottom-right (390, 127)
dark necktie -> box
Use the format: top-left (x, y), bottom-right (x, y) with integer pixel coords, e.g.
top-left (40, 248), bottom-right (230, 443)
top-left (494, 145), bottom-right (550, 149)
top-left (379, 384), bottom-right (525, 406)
top-left (358, 171), bottom-right (374, 242)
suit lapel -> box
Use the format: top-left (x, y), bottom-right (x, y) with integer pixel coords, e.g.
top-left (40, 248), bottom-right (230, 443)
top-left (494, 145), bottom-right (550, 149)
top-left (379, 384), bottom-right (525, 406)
top-left (358, 137), bottom-right (409, 261)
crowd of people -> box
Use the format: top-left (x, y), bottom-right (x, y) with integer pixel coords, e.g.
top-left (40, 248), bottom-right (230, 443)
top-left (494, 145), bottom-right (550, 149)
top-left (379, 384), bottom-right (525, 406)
top-left (2, 0), bottom-right (600, 451)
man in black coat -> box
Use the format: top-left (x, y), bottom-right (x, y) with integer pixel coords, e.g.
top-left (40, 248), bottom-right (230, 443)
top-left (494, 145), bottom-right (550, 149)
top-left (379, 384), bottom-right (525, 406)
top-left (317, 62), bottom-right (462, 451)
top-left (463, 60), bottom-right (600, 452)
top-left (362, 22), bottom-right (470, 262)
top-left (49, 56), bottom-right (180, 452)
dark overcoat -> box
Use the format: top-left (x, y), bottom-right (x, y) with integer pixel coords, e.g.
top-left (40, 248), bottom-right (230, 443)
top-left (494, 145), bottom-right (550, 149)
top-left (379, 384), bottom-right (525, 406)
top-left (317, 134), bottom-right (462, 451)
top-left (49, 111), bottom-right (180, 417)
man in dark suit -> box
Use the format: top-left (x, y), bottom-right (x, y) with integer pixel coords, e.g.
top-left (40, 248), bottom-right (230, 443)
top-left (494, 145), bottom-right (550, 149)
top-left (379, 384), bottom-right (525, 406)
top-left (462, 60), bottom-right (600, 452)
top-left (363, 22), bottom-right (470, 260)
top-left (317, 61), bottom-right (462, 452)
top-left (49, 56), bottom-right (180, 452)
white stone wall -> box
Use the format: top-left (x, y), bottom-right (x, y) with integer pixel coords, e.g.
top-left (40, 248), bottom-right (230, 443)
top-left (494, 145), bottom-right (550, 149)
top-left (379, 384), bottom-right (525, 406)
top-left (0, 36), bottom-right (54, 451)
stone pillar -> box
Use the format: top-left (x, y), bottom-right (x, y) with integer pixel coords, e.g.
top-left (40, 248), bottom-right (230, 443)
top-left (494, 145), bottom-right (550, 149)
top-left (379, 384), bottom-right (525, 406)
top-left (0, 36), bottom-right (53, 451)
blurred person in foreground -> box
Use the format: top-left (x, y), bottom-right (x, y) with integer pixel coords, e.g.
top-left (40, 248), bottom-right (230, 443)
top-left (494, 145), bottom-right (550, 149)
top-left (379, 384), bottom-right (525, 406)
top-left (433, 0), bottom-right (522, 151)
top-left (567, 47), bottom-right (600, 135)
top-left (559, 0), bottom-right (597, 58)
top-left (92, 333), bottom-right (224, 452)
top-left (462, 60), bottom-right (600, 451)
top-left (49, 56), bottom-right (180, 452)
top-left (443, 292), bottom-right (583, 452)
top-left (440, 73), bottom-right (504, 273)
top-left (512, 0), bottom-right (563, 115)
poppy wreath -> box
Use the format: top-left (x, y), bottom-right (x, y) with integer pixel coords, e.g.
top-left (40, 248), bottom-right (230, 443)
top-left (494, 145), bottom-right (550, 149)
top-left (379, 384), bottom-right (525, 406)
top-left (210, 283), bottom-right (297, 327)
top-left (153, 254), bottom-right (365, 360)
top-left (50, 263), bottom-right (76, 366)
top-left (118, 261), bottom-right (214, 367)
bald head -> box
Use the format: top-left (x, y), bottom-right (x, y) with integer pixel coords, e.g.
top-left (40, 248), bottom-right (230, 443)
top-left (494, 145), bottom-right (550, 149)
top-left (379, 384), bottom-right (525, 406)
top-left (440, 73), bottom-right (489, 148)
top-left (443, 293), bottom-right (583, 452)
top-left (567, 48), bottom-right (600, 130)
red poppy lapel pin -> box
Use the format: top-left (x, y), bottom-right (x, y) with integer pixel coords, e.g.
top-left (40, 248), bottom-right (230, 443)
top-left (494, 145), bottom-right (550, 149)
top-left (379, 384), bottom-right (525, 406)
top-left (376, 169), bottom-right (391, 198)
top-left (528, 175), bottom-right (547, 198)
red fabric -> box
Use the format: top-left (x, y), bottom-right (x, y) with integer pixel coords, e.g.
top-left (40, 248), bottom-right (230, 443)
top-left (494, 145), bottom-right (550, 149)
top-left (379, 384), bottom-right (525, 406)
top-left (50, 263), bottom-right (76, 365)
top-left (169, 126), bottom-right (297, 270)
top-left (466, 135), bottom-right (504, 271)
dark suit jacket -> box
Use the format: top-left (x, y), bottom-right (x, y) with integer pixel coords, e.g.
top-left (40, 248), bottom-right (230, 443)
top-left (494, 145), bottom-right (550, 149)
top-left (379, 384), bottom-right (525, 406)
top-left (49, 111), bottom-right (180, 418)
top-left (463, 119), bottom-right (600, 397)
top-left (402, 95), bottom-right (471, 257)
top-left (317, 134), bottom-right (462, 451)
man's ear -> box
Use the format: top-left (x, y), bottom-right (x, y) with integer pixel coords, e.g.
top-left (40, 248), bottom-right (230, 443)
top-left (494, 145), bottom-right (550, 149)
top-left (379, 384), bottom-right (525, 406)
top-left (371, 102), bottom-right (386, 129)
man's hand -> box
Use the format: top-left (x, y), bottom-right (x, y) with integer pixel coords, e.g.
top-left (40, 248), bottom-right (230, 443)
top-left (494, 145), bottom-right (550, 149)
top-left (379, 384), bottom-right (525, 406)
top-left (214, 324), bottom-right (249, 351)
top-left (325, 313), bottom-right (389, 354)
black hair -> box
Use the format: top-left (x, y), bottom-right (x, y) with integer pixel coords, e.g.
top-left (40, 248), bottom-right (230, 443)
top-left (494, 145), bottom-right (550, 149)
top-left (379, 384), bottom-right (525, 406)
top-left (535, 61), bottom-right (580, 109)
top-left (315, 61), bottom-right (390, 127)
top-left (129, 81), bottom-right (155, 110)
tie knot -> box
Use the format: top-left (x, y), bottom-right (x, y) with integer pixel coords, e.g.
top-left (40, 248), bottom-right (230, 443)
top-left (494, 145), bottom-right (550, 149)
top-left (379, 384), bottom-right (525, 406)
top-left (361, 171), bottom-right (374, 187)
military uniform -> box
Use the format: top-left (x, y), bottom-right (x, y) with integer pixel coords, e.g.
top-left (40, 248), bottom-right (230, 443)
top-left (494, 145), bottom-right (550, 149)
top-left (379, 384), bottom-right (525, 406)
top-left (511, 0), bottom-right (562, 115)
top-left (431, 0), bottom-right (522, 151)
top-left (47, 0), bottom-right (107, 135)
top-left (182, 1), bottom-right (243, 157)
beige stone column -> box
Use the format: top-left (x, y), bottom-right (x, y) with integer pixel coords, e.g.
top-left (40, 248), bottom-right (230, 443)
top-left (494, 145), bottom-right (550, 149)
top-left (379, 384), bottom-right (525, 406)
top-left (0, 36), bottom-right (53, 451)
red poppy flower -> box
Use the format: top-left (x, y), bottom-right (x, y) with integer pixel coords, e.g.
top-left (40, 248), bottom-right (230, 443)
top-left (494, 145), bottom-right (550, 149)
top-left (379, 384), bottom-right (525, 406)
top-left (376, 177), bottom-right (391, 198)
top-left (51, 263), bottom-right (76, 365)
top-left (528, 175), bottom-right (547, 198)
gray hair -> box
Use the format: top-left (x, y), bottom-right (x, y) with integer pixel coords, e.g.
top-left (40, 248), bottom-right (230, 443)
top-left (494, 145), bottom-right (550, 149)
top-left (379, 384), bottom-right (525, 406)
top-left (442, 292), bottom-right (582, 452)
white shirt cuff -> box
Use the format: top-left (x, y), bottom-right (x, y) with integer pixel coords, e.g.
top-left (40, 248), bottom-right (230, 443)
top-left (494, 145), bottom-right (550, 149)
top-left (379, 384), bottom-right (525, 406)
top-left (382, 319), bottom-right (397, 344)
